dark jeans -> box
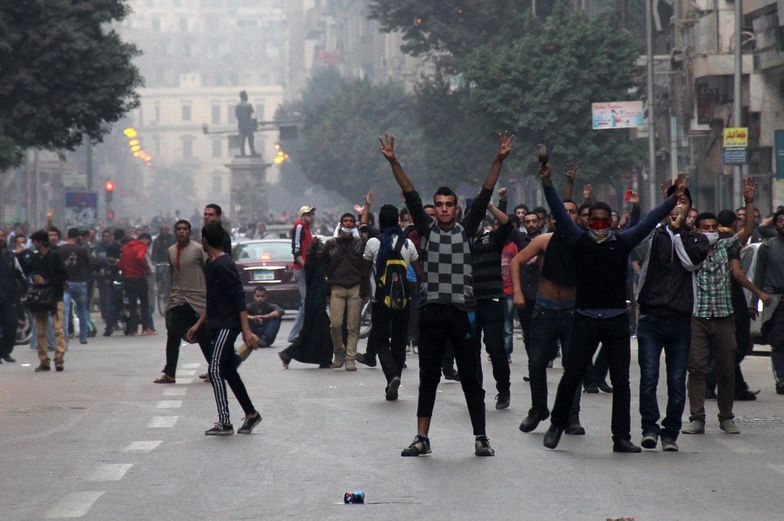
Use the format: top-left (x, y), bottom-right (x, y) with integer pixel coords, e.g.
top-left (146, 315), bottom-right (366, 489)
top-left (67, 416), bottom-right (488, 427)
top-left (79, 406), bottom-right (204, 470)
top-left (249, 317), bottom-right (282, 346)
top-left (551, 313), bottom-right (632, 441)
top-left (209, 328), bottom-right (255, 424)
top-left (417, 304), bottom-right (486, 436)
top-left (637, 314), bottom-right (690, 441)
top-left (163, 304), bottom-right (211, 378)
top-left (369, 302), bottom-right (409, 384)
top-left (516, 299), bottom-right (536, 348)
top-left (0, 303), bottom-right (17, 358)
top-left (124, 277), bottom-right (152, 333)
top-left (768, 302), bottom-right (784, 389)
top-left (475, 299), bottom-right (510, 394)
top-left (104, 280), bottom-right (123, 330)
top-left (526, 305), bottom-right (580, 417)
top-left (584, 345), bottom-right (609, 386)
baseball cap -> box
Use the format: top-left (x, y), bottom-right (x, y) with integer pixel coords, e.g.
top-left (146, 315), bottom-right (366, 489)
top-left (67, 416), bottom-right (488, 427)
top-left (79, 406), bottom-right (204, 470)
top-left (299, 205), bottom-right (316, 215)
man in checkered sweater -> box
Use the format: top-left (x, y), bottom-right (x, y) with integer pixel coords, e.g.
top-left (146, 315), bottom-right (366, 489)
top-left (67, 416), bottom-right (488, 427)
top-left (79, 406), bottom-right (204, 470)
top-left (380, 132), bottom-right (513, 458)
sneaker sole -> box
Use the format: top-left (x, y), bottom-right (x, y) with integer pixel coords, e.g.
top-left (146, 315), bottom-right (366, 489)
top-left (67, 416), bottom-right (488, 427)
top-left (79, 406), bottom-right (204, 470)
top-left (238, 416), bottom-right (262, 434)
top-left (205, 430), bottom-right (234, 436)
top-left (641, 436), bottom-right (658, 449)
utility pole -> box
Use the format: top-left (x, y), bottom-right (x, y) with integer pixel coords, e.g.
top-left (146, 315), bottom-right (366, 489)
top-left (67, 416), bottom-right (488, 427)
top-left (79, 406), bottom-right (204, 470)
top-left (646, 0), bottom-right (657, 210)
top-left (732, 0), bottom-right (743, 209)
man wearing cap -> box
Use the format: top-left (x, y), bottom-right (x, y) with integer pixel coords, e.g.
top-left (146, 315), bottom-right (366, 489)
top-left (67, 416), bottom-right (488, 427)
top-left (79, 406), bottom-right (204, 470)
top-left (288, 205), bottom-right (315, 343)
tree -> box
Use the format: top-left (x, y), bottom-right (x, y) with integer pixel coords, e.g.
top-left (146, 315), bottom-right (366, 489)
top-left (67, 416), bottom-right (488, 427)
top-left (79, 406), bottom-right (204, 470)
top-left (297, 74), bottom-right (429, 202)
top-left (0, 0), bottom-right (142, 169)
top-left (460, 8), bottom-right (642, 184)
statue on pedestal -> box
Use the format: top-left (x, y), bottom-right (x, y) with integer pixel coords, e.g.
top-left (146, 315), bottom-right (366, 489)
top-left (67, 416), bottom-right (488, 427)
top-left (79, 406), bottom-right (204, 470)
top-left (235, 91), bottom-right (258, 157)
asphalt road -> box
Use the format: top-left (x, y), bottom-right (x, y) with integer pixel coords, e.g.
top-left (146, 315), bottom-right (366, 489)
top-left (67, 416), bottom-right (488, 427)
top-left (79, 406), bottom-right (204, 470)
top-left (1, 316), bottom-right (783, 521)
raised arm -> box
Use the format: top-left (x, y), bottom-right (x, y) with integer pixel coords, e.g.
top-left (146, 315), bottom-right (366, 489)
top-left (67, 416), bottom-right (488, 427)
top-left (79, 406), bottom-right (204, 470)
top-left (540, 162), bottom-right (582, 245)
top-left (380, 134), bottom-right (414, 194)
top-left (462, 133), bottom-right (514, 234)
top-left (564, 163), bottom-right (576, 200)
top-left (480, 132), bottom-right (514, 191)
top-left (360, 191), bottom-right (374, 226)
top-left (737, 177), bottom-right (756, 245)
top-left (619, 173), bottom-right (684, 247)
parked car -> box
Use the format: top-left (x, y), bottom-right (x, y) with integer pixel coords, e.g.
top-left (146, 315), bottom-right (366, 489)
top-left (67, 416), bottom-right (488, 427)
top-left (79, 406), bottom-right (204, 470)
top-left (233, 239), bottom-right (299, 310)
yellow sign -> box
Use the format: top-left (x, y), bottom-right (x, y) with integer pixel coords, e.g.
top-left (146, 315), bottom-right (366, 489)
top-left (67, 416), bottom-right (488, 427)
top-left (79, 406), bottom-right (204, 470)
top-left (723, 127), bottom-right (748, 148)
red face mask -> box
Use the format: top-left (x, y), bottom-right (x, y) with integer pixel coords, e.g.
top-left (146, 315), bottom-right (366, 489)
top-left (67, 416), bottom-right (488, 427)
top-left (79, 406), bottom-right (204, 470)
top-left (589, 219), bottom-right (611, 231)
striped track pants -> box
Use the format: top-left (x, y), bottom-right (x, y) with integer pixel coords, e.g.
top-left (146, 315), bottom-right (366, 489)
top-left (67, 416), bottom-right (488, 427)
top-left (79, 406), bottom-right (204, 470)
top-left (209, 328), bottom-right (255, 424)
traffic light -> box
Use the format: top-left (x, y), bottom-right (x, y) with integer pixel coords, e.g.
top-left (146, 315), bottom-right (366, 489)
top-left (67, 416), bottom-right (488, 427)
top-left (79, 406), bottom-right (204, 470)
top-left (106, 209), bottom-right (115, 222)
top-left (104, 180), bottom-right (115, 205)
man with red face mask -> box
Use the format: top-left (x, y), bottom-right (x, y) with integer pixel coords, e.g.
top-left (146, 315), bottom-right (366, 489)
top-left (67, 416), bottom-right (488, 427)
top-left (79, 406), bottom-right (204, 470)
top-left (538, 161), bottom-right (686, 453)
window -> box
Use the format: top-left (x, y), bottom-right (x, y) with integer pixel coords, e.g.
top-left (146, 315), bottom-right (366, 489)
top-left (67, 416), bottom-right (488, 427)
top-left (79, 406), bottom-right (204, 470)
top-left (228, 104), bottom-right (237, 125)
top-left (181, 104), bottom-right (191, 122)
top-left (182, 139), bottom-right (194, 159)
top-left (211, 104), bottom-right (221, 124)
top-left (212, 140), bottom-right (222, 158)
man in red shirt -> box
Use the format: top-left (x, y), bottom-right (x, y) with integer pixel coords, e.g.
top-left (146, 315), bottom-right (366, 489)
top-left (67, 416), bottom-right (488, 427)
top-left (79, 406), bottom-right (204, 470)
top-left (288, 205), bottom-right (315, 343)
top-left (120, 232), bottom-right (155, 335)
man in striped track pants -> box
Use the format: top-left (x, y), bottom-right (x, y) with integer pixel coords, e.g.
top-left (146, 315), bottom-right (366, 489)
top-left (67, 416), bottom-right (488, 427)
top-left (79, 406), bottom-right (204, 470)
top-left (187, 222), bottom-right (261, 436)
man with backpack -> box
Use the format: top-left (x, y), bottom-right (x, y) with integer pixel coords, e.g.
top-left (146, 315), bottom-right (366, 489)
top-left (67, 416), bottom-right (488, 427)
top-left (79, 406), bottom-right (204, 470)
top-left (363, 204), bottom-right (419, 400)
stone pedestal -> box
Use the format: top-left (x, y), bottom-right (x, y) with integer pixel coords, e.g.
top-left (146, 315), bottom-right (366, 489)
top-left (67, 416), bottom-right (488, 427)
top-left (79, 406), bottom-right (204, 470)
top-left (226, 155), bottom-right (270, 224)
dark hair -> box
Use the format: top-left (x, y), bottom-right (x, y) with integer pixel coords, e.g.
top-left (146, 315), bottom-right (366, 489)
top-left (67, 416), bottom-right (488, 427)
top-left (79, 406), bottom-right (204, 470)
top-left (205, 203), bottom-right (222, 216)
top-left (423, 204), bottom-right (435, 211)
top-left (533, 206), bottom-right (547, 216)
top-left (201, 221), bottom-right (225, 248)
top-left (15, 233), bottom-right (27, 241)
top-left (378, 204), bottom-right (400, 231)
top-left (67, 227), bottom-right (80, 239)
top-left (514, 204), bottom-right (529, 213)
top-left (399, 207), bottom-right (410, 218)
top-left (339, 212), bottom-right (355, 222)
top-left (523, 211), bottom-right (540, 221)
top-left (49, 226), bottom-right (61, 239)
top-left (773, 208), bottom-right (784, 223)
top-left (695, 212), bottom-right (718, 229)
top-left (433, 186), bottom-right (457, 203)
top-left (174, 219), bottom-right (191, 229)
top-left (666, 185), bottom-right (693, 208)
top-left (113, 228), bottom-right (126, 241)
top-left (30, 230), bottom-right (49, 245)
top-left (562, 199), bottom-right (576, 207)
top-left (254, 286), bottom-right (267, 294)
top-left (139, 233), bottom-right (152, 241)
top-left (717, 209), bottom-right (738, 227)
top-left (578, 203), bottom-right (591, 215)
top-left (589, 201), bottom-right (612, 217)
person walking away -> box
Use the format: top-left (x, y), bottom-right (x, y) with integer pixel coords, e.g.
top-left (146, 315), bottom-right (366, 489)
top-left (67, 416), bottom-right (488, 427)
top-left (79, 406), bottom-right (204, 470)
top-left (186, 222), bottom-right (261, 435)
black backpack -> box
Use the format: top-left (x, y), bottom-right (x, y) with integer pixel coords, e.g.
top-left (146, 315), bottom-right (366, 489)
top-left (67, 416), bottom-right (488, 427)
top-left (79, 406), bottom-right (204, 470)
top-left (377, 238), bottom-right (409, 311)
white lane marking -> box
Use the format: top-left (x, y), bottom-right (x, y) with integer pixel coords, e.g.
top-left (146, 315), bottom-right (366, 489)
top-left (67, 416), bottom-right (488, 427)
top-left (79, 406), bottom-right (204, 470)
top-left (147, 416), bottom-right (178, 428)
top-left (175, 378), bottom-right (194, 385)
top-left (183, 363), bottom-right (200, 369)
top-left (88, 464), bottom-right (133, 482)
top-left (124, 441), bottom-right (162, 452)
top-left (714, 437), bottom-right (765, 454)
top-left (157, 400), bottom-right (182, 409)
top-left (45, 491), bottom-right (105, 518)
top-left (769, 464), bottom-right (784, 477)
top-left (163, 387), bottom-right (187, 397)
top-left (178, 369), bottom-right (197, 376)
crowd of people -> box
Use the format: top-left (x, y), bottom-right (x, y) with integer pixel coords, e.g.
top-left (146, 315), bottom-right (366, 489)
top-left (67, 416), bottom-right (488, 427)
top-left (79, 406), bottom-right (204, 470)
top-left (2, 133), bottom-right (784, 453)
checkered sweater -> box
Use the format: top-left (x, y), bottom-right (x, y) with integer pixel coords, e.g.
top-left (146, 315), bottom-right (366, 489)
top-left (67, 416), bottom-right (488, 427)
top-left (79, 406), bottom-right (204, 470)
top-left (405, 188), bottom-right (492, 310)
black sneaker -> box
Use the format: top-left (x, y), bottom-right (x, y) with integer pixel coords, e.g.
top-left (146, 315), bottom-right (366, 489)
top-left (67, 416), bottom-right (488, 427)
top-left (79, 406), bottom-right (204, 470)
top-left (55, 364), bottom-right (64, 372)
top-left (495, 392), bottom-right (510, 410)
top-left (519, 410), bottom-right (549, 433)
top-left (565, 415), bottom-right (586, 435)
top-left (2, 355), bottom-right (16, 363)
top-left (641, 432), bottom-right (658, 449)
top-left (597, 381), bottom-right (613, 394)
top-left (735, 389), bottom-right (759, 401)
top-left (474, 436), bottom-right (495, 457)
top-left (583, 383), bottom-right (599, 393)
top-left (443, 371), bottom-right (460, 382)
top-left (385, 376), bottom-right (401, 401)
top-left (205, 422), bottom-right (234, 436)
top-left (401, 435), bottom-right (431, 457)
top-left (661, 438), bottom-right (679, 452)
top-left (613, 439), bottom-right (642, 453)
top-left (237, 412), bottom-right (262, 434)
top-left (543, 425), bottom-right (564, 449)
top-left (356, 353), bottom-right (377, 367)
top-left (35, 363), bottom-right (51, 372)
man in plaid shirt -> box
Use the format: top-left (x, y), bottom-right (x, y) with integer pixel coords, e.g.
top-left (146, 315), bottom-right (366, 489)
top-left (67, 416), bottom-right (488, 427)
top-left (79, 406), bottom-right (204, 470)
top-left (683, 177), bottom-right (757, 436)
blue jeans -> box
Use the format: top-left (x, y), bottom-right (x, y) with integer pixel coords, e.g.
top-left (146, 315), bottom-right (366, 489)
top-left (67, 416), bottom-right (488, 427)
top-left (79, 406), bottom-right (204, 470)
top-left (64, 281), bottom-right (89, 343)
top-left (503, 296), bottom-right (514, 356)
top-left (637, 313), bottom-right (691, 441)
top-left (250, 317), bottom-right (282, 346)
top-left (287, 269), bottom-right (307, 343)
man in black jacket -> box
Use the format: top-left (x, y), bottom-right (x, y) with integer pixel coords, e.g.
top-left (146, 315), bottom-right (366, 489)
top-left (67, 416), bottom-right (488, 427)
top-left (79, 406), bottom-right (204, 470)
top-left (0, 229), bottom-right (26, 363)
top-left (29, 231), bottom-right (68, 372)
top-left (635, 187), bottom-right (709, 452)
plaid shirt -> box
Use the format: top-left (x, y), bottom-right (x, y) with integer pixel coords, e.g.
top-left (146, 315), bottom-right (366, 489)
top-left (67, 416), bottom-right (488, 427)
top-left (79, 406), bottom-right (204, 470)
top-left (694, 234), bottom-right (741, 318)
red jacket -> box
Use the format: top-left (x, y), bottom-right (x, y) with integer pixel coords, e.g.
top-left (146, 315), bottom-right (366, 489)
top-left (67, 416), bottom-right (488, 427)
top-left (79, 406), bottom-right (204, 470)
top-left (290, 219), bottom-right (312, 270)
top-left (119, 239), bottom-right (149, 279)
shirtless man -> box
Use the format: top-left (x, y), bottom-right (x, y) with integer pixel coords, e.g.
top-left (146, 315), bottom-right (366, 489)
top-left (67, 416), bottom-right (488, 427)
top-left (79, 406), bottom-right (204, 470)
top-left (511, 190), bottom-right (584, 435)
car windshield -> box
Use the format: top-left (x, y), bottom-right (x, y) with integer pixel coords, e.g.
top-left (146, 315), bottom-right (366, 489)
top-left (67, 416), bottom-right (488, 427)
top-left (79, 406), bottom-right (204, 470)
top-left (234, 242), bottom-right (291, 262)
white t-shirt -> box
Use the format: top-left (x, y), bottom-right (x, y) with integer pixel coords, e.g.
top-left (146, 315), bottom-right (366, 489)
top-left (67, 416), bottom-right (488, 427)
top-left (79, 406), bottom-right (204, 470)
top-left (363, 235), bottom-right (419, 300)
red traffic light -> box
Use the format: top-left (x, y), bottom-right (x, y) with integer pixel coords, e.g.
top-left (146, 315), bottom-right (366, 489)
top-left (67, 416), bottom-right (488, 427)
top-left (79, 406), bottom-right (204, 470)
top-left (106, 209), bottom-right (115, 221)
top-left (104, 180), bottom-right (116, 192)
